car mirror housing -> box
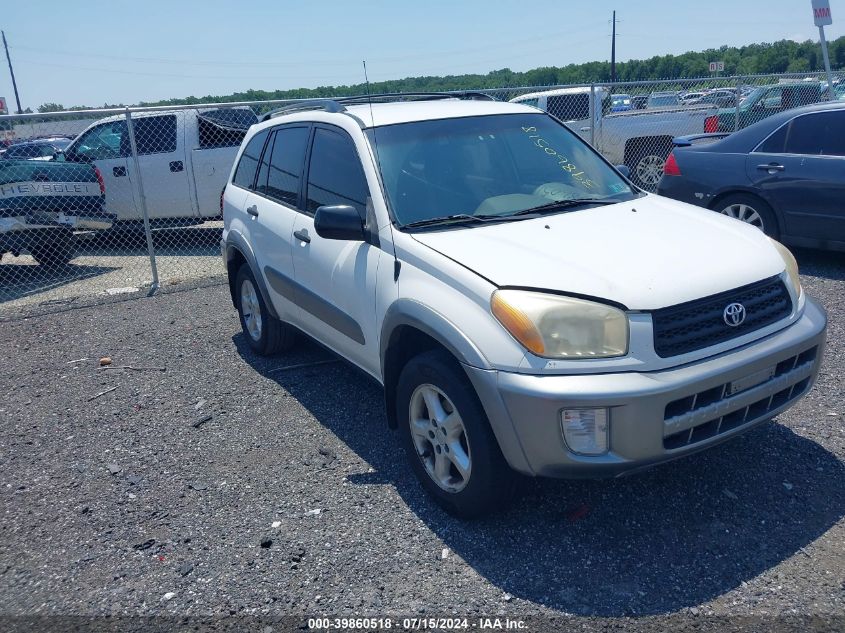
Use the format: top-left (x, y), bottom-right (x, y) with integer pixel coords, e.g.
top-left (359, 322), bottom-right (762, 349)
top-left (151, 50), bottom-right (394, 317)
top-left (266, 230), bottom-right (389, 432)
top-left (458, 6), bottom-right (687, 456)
top-left (314, 205), bottom-right (365, 241)
top-left (615, 164), bottom-right (631, 179)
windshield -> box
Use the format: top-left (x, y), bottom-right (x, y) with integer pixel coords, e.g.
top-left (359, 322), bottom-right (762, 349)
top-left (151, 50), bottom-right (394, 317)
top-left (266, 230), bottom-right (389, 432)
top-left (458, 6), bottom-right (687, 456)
top-left (365, 113), bottom-right (638, 227)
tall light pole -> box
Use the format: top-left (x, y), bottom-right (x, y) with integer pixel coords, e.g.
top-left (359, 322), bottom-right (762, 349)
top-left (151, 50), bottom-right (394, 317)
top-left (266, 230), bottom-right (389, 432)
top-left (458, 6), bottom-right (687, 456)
top-left (610, 10), bottom-right (617, 83)
top-left (1, 31), bottom-right (22, 114)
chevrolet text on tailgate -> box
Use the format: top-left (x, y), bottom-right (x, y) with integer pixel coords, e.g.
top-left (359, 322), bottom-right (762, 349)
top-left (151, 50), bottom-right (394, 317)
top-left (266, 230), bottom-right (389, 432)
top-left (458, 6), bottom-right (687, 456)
top-left (221, 93), bottom-right (826, 518)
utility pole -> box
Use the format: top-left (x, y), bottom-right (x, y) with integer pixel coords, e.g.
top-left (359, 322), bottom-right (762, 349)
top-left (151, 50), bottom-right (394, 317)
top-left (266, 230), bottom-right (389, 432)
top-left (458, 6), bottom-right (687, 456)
top-left (2, 31), bottom-right (22, 114)
top-left (610, 10), bottom-right (617, 83)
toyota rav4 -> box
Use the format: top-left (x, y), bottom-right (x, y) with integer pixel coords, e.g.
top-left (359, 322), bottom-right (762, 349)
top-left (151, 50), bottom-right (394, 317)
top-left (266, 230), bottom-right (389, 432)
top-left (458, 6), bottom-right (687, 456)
top-left (222, 94), bottom-right (827, 518)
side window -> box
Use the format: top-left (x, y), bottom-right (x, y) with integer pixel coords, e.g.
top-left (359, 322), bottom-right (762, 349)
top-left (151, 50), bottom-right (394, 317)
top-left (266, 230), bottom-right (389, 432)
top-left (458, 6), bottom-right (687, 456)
top-left (783, 112), bottom-right (845, 156)
top-left (255, 132), bottom-right (274, 195)
top-left (306, 127), bottom-right (369, 218)
top-left (134, 115), bottom-right (177, 155)
top-left (757, 124), bottom-right (788, 154)
top-left (266, 126), bottom-right (310, 207)
top-left (232, 129), bottom-right (269, 190)
top-left (547, 94), bottom-right (590, 121)
top-left (197, 108), bottom-right (258, 149)
top-left (71, 120), bottom-right (128, 160)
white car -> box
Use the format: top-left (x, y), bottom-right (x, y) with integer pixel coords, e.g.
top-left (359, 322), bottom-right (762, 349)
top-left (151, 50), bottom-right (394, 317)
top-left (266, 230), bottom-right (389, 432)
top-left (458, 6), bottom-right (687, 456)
top-left (222, 94), bottom-right (826, 518)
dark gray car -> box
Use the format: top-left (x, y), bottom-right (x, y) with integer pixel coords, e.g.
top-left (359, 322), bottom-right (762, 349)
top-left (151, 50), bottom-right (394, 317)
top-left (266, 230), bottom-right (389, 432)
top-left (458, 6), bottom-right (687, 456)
top-left (657, 101), bottom-right (845, 251)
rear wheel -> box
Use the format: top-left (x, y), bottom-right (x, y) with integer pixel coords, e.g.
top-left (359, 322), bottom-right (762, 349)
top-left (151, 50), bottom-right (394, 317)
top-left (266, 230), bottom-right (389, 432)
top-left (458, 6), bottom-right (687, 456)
top-left (235, 264), bottom-right (295, 355)
top-left (396, 350), bottom-right (517, 518)
top-left (715, 193), bottom-right (779, 239)
top-left (29, 230), bottom-right (75, 269)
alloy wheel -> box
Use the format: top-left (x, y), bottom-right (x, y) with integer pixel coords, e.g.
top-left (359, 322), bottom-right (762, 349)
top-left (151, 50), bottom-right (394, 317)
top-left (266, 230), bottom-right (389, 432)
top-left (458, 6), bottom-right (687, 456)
top-left (240, 279), bottom-right (263, 341)
top-left (721, 203), bottom-right (765, 230)
top-left (635, 154), bottom-right (665, 187)
top-left (408, 384), bottom-right (472, 492)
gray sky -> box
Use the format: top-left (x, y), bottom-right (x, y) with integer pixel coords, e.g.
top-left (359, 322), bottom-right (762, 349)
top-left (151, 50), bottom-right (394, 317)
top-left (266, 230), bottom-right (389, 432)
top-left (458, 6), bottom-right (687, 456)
top-left (1, 0), bottom-right (841, 109)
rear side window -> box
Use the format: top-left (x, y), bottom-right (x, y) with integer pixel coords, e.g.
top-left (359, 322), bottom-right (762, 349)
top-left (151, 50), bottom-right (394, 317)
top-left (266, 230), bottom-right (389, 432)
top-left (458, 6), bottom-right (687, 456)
top-left (134, 115), bottom-right (177, 155)
top-left (306, 127), bottom-right (369, 217)
top-left (758, 111), bottom-right (845, 156)
top-left (232, 130), bottom-right (269, 189)
top-left (197, 108), bottom-right (258, 149)
top-left (547, 94), bottom-right (590, 121)
top-left (266, 126), bottom-right (310, 207)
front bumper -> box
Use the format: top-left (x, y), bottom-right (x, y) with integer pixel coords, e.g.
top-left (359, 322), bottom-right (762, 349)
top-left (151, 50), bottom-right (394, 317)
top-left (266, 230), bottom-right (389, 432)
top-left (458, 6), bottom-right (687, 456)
top-left (465, 297), bottom-right (827, 478)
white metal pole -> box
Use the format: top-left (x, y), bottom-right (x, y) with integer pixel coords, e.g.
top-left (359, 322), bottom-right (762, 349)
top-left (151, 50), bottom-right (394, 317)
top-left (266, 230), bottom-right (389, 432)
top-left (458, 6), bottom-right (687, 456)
top-left (819, 25), bottom-right (835, 100)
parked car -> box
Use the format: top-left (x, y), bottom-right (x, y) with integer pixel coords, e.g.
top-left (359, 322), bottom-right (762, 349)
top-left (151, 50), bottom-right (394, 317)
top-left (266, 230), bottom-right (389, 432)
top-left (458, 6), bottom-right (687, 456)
top-left (658, 102), bottom-right (845, 251)
top-left (3, 138), bottom-right (72, 161)
top-left (0, 158), bottom-right (112, 267)
top-left (610, 94), bottom-right (633, 112)
top-left (511, 87), bottom-right (718, 190)
top-left (647, 92), bottom-right (681, 108)
top-left (222, 94), bottom-right (826, 517)
top-left (679, 91), bottom-right (707, 104)
top-left (630, 95), bottom-right (648, 110)
top-left (695, 90), bottom-right (738, 109)
top-left (715, 82), bottom-right (822, 132)
top-left (59, 107), bottom-right (258, 223)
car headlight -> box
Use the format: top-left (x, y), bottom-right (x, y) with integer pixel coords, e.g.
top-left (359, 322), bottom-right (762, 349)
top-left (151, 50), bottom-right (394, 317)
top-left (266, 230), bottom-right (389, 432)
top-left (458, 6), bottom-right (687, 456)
top-left (769, 238), bottom-right (801, 298)
top-left (491, 289), bottom-right (629, 358)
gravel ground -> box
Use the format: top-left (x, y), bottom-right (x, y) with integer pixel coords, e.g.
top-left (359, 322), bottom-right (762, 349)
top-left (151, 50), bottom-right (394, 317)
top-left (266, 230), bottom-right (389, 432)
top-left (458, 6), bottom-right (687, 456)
top-left (0, 248), bottom-right (843, 632)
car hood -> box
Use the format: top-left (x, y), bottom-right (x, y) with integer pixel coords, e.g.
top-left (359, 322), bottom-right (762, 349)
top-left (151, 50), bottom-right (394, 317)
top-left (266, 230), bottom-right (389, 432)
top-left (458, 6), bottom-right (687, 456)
top-left (410, 195), bottom-right (786, 310)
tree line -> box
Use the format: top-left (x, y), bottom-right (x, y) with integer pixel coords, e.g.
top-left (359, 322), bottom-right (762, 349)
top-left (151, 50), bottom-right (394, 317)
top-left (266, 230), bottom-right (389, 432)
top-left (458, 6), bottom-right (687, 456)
top-left (29, 36), bottom-right (845, 113)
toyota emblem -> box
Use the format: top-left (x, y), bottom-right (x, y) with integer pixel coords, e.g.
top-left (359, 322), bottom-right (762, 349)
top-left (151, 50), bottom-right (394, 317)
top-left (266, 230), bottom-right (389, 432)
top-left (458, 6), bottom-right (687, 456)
top-left (723, 302), bottom-right (746, 327)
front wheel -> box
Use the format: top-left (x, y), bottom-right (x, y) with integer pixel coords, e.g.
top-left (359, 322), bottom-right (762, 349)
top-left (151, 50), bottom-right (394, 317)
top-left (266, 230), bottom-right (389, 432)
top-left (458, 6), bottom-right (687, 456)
top-left (628, 141), bottom-right (671, 191)
top-left (396, 350), bottom-right (517, 518)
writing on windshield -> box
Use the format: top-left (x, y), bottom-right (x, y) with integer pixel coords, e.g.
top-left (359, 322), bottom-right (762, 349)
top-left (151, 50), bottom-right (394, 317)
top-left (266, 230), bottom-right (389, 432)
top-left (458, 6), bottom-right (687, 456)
top-left (521, 126), bottom-right (596, 189)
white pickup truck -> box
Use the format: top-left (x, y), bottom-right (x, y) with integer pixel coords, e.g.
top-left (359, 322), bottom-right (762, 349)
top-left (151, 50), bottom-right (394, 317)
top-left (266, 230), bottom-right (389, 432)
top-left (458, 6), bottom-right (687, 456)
top-left (511, 87), bottom-right (718, 190)
top-left (58, 108), bottom-right (257, 223)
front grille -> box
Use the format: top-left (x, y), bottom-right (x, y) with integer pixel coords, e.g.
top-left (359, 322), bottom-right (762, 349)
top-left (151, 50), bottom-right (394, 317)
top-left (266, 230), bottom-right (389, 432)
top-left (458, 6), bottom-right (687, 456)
top-left (652, 276), bottom-right (792, 358)
top-left (663, 346), bottom-right (817, 450)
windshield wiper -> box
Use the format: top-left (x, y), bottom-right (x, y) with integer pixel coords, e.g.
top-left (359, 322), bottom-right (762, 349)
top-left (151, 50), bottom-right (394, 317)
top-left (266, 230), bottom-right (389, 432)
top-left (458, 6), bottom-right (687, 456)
top-left (510, 198), bottom-right (617, 217)
top-left (402, 213), bottom-right (514, 229)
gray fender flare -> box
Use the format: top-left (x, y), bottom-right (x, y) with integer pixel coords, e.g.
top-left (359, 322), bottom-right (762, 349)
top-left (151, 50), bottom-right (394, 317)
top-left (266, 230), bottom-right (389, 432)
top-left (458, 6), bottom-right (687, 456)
top-left (380, 300), bottom-right (534, 475)
top-left (224, 231), bottom-right (280, 320)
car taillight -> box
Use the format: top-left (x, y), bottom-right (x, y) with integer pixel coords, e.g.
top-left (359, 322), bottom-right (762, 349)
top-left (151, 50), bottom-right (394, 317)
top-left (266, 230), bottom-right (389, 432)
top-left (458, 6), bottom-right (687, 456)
top-left (663, 152), bottom-right (681, 176)
top-left (93, 166), bottom-right (106, 194)
top-left (704, 115), bottom-right (719, 133)
top-left (220, 187), bottom-right (226, 216)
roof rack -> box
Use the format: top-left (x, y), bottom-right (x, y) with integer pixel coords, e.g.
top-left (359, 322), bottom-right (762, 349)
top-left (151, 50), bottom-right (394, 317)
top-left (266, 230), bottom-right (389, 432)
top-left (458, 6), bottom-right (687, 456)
top-left (259, 91), bottom-right (497, 122)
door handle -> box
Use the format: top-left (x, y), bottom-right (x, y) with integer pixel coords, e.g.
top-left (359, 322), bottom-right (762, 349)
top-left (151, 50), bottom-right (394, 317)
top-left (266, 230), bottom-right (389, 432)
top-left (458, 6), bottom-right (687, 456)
top-left (756, 163), bottom-right (785, 172)
top-left (293, 229), bottom-right (311, 244)
top-left (169, 160), bottom-right (184, 172)
top-left (246, 205), bottom-right (259, 217)
top-left (579, 126), bottom-right (592, 132)
top-left (113, 166), bottom-right (127, 177)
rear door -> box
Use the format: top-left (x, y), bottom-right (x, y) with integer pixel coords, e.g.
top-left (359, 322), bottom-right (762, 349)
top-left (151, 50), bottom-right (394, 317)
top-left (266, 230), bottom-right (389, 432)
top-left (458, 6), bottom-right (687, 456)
top-left (65, 119), bottom-right (135, 220)
top-left (290, 124), bottom-right (382, 375)
top-left (748, 109), bottom-right (845, 241)
top-left (130, 114), bottom-right (193, 220)
top-left (247, 124), bottom-right (311, 323)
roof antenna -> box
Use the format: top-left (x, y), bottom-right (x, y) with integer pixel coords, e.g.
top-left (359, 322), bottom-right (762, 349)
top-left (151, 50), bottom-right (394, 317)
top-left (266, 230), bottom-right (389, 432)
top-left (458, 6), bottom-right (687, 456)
top-left (363, 60), bottom-right (401, 282)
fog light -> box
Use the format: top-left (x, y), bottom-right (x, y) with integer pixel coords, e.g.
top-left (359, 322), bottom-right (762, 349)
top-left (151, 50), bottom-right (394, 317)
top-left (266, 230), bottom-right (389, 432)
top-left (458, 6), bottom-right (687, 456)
top-left (560, 408), bottom-right (609, 455)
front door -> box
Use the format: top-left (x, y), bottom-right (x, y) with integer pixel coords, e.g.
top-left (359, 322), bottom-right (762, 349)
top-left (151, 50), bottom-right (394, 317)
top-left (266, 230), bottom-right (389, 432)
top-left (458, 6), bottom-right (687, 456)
top-left (64, 119), bottom-right (135, 221)
top-left (291, 125), bottom-right (382, 376)
top-left (748, 109), bottom-right (845, 242)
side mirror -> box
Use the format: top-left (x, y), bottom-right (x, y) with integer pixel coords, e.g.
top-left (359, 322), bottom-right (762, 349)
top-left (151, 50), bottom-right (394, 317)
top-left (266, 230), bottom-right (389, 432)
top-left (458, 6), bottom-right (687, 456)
top-left (615, 164), bottom-right (631, 179)
top-left (53, 150), bottom-right (65, 162)
top-left (314, 205), bottom-right (365, 241)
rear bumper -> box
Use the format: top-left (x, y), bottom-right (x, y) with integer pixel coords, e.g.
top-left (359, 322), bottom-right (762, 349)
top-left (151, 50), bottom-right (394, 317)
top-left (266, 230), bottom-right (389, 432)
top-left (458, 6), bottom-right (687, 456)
top-left (465, 297), bottom-right (827, 478)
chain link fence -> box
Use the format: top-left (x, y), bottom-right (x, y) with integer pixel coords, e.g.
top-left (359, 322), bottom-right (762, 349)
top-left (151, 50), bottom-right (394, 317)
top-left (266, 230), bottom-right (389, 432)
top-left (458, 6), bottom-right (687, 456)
top-left (0, 71), bottom-right (838, 319)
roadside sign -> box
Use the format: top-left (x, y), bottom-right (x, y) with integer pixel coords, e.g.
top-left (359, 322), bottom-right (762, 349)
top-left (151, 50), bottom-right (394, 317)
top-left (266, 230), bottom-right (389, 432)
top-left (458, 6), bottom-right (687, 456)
top-left (0, 97), bottom-right (7, 115)
top-left (812, 0), bottom-right (833, 26)
top-left (709, 61), bottom-right (725, 72)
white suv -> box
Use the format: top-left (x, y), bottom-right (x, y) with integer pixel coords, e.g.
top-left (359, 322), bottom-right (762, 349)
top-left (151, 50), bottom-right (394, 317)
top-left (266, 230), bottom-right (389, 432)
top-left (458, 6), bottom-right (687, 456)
top-left (222, 94), bottom-right (826, 518)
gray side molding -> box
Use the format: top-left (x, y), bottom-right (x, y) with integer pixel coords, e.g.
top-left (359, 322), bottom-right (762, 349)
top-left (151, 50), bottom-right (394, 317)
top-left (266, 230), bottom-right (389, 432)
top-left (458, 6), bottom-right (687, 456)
top-left (380, 299), bottom-right (491, 373)
top-left (223, 231), bottom-right (280, 320)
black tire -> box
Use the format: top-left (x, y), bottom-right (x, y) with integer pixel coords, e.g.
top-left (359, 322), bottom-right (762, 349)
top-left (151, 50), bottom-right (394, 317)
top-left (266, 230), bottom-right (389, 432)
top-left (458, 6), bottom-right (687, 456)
top-left (235, 264), bottom-right (295, 356)
top-left (712, 193), bottom-right (780, 239)
top-left (29, 230), bottom-right (75, 269)
top-left (627, 140), bottom-right (672, 191)
top-left (396, 349), bottom-right (517, 519)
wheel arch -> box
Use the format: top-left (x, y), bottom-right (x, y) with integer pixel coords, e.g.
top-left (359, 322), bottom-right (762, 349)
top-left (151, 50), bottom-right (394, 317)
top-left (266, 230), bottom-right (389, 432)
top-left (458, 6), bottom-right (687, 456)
top-left (380, 300), bottom-right (490, 429)
top-left (224, 232), bottom-right (279, 319)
